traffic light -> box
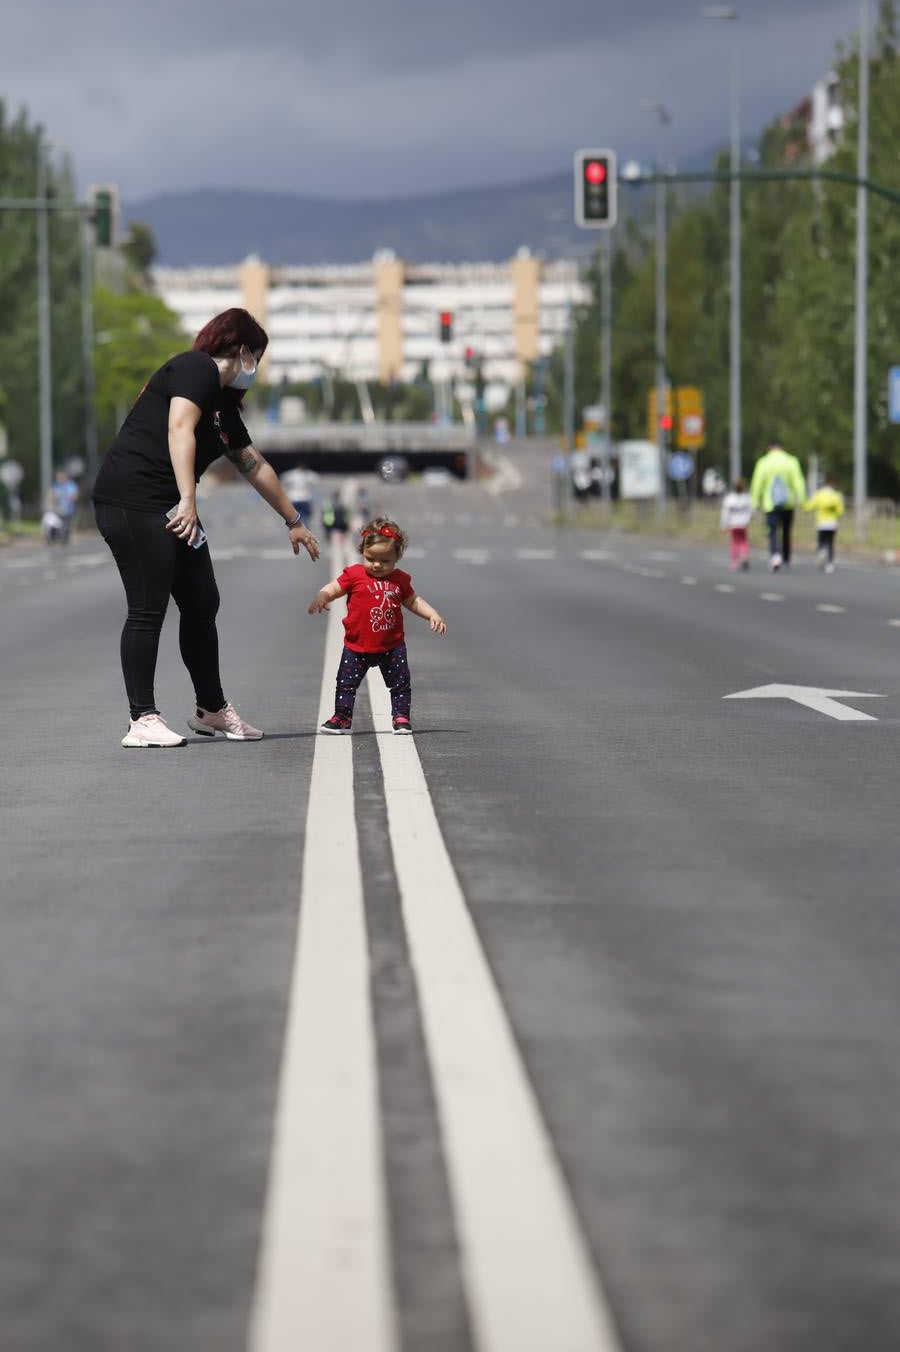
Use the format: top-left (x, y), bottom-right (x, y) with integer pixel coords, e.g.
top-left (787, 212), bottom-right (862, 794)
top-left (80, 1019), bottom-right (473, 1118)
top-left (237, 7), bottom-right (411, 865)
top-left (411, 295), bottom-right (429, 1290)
top-left (439, 311), bottom-right (453, 344)
top-left (91, 188), bottom-right (113, 247)
top-left (574, 149), bottom-right (617, 229)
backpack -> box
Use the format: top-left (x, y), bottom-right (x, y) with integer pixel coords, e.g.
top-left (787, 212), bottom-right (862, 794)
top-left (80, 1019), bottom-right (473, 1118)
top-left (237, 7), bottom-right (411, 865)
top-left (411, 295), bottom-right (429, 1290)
top-left (770, 474), bottom-right (790, 508)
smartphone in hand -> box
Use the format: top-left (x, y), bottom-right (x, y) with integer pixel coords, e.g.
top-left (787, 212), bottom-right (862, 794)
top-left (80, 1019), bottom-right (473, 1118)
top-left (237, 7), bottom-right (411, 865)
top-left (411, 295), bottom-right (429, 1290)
top-left (166, 507), bottom-right (207, 549)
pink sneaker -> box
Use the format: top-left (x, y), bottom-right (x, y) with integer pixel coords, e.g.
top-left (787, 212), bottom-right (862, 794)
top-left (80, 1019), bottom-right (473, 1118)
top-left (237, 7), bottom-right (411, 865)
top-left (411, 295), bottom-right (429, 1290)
top-left (188, 702), bottom-right (264, 741)
top-left (122, 714), bottom-right (187, 748)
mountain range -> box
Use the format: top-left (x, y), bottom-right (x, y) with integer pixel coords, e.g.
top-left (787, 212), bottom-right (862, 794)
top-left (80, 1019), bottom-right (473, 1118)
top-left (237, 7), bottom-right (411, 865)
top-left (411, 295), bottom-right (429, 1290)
top-left (123, 151), bottom-right (723, 269)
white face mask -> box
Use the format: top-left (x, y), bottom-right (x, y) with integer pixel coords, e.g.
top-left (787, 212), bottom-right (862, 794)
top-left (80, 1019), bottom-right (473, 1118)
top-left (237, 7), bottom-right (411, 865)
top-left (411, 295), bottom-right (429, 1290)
top-left (228, 351), bottom-right (257, 389)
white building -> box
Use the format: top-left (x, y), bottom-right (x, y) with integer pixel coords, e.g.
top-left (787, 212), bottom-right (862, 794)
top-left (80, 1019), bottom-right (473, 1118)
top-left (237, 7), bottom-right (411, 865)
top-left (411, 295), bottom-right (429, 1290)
top-left (809, 70), bottom-right (845, 164)
top-left (152, 250), bottom-right (589, 392)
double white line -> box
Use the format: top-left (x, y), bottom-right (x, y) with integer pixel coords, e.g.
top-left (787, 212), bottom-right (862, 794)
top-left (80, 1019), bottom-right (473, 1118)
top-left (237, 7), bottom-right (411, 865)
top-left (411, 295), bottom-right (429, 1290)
top-left (250, 545), bottom-right (620, 1352)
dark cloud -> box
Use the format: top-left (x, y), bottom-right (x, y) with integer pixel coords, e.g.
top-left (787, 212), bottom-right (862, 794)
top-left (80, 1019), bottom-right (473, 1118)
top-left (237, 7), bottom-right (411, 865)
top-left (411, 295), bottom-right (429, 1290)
top-left (0, 0), bottom-right (867, 201)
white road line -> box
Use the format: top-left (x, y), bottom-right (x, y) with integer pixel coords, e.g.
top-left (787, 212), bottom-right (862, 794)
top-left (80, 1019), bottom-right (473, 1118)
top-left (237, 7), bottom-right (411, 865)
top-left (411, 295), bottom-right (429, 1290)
top-left (715, 583), bottom-right (736, 594)
top-left (454, 548), bottom-right (491, 565)
top-left (249, 546), bottom-right (395, 1352)
top-left (515, 548), bottom-right (557, 560)
top-left (366, 675), bottom-right (621, 1352)
top-left (759, 592), bottom-right (785, 602)
top-left (888, 619), bottom-right (900, 627)
top-left (681, 576), bottom-right (699, 585)
top-left (817, 603), bottom-right (846, 614)
top-left (579, 549), bottom-right (615, 562)
top-left (619, 563), bottom-right (666, 578)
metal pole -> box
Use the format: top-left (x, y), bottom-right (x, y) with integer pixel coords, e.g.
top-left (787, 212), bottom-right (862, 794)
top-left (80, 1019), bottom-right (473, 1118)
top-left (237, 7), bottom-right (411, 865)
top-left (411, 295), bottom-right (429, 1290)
top-left (655, 128), bottom-right (668, 514)
top-left (729, 22), bottom-right (742, 481)
top-left (36, 141), bottom-right (53, 509)
top-left (854, 0), bottom-right (870, 542)
top-left (600, 229), bottom-right (613, 510)
top-left (563, 303), bottom-right (575, 453)
top-left (79, 214), bottom-right (98, 485)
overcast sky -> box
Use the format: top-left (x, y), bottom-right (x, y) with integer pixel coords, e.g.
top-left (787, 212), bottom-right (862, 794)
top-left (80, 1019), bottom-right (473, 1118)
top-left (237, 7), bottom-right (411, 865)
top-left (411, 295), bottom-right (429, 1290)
top-left (0, 0), bottom-right (868, 203)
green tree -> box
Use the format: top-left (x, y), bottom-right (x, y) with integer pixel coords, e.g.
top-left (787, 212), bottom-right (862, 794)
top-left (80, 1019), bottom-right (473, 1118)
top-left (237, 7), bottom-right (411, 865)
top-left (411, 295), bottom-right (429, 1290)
top-left (0, 103), bottom-right (84, 506)
top-left (92, 288), bottom-right (188, 447)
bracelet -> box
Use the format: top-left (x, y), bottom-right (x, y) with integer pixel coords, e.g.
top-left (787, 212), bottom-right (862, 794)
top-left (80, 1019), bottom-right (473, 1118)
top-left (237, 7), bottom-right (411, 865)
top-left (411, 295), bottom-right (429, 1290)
top-left (285, 511), bottom-right (304, 529)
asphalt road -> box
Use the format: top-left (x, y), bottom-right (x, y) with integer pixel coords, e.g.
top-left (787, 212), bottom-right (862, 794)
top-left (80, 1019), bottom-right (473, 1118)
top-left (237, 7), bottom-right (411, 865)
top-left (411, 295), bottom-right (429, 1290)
top-left (3, 450), bottom-right (900, 1352)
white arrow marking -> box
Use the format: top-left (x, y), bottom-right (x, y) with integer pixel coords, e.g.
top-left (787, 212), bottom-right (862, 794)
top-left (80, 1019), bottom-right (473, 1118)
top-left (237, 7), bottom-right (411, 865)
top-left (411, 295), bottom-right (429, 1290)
top-left (723, 684), bottom-right (883, 721)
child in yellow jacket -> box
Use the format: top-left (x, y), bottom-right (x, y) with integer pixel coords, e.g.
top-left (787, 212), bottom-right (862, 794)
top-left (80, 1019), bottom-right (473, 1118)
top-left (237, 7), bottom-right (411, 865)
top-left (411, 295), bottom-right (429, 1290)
top-left (803, 475), bottom-right (845, 572)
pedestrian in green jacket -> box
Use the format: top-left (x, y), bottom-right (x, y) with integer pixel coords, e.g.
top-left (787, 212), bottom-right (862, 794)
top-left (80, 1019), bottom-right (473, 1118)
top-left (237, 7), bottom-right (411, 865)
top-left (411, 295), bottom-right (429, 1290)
top-left (749, 440), bottom-right (807, 571)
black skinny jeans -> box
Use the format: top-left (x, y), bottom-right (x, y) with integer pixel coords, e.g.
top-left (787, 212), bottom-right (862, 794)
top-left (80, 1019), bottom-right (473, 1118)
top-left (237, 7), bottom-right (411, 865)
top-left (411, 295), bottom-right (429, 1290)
top-left (95, 503), bottom-right (225, 719)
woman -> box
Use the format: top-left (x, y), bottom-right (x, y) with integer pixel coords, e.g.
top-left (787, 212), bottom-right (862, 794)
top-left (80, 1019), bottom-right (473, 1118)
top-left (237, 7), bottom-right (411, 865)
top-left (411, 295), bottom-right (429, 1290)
top-left (92, 308), bottom-right (320, 748)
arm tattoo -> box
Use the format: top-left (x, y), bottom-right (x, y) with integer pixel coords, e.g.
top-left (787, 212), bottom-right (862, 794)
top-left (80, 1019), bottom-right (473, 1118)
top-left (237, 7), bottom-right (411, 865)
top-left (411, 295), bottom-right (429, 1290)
top-left (226, 446), bottom-right (259, 475)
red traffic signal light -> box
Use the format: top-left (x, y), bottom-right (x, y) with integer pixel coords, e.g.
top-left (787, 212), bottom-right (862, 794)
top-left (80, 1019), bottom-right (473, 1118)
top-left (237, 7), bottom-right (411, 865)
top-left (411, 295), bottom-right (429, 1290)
top-left (439, 311), bottom-right (453, 343)
top-left (659, 414), bottom-right (673, 432)
top-left (574, 149), bottom-right (617, 229)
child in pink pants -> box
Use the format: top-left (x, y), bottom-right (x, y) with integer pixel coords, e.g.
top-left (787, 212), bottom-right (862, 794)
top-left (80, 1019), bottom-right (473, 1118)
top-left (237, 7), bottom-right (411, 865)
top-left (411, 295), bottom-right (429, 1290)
top-left (719, 476), bottom-right (753, 572)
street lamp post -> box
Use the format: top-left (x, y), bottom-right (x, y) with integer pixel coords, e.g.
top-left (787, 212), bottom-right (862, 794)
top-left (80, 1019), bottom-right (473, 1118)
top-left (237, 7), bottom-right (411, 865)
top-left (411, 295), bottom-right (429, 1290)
top-left (853, 0), bottom-right (870, 541)
top-left (36, 140), bottom-right (53, 510)
top-left (702, 5), bottom-right (741, 482)
top-left (643, 102), bottom-right (673, 513)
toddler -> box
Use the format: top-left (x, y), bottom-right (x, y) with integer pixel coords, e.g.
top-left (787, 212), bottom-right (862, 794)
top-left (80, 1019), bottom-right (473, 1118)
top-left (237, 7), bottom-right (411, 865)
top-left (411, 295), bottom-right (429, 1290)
top-left (719, 475), bottom-right (753, 571)
top-left (308, 517), bottom-right (447, 734)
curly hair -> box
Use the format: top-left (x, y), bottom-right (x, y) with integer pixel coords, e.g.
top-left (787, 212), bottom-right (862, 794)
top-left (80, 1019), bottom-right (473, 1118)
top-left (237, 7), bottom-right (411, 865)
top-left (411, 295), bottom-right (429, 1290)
top-left (358, 517), bottom-right (408, 557)
top-left (193, 308), bottom-right (268, 359)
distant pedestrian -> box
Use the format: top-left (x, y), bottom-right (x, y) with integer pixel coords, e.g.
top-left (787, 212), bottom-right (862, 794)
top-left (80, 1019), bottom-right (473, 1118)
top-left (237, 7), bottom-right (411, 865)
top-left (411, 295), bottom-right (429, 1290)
top-left (804, 474), bottom-right (845, 573)
top-left (719, 475), bottom-right (753, 572)
top-left (749, 438), bottom-right (807, 571)
top-left (45, 468), bottom-right (79, 543)
top-left (308, 516), bottom-right (446, 736)
top-left (321, 494), bottom-right (348, 539)
top-left (91, 307), bottom-right (320, 749)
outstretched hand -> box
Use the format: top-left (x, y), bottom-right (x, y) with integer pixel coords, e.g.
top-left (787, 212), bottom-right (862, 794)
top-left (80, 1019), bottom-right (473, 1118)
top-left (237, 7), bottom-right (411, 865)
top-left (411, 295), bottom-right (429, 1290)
top-left (308, 596), bottom-right (331, 614)
top-left (290, 523), bottom-right (321, 561)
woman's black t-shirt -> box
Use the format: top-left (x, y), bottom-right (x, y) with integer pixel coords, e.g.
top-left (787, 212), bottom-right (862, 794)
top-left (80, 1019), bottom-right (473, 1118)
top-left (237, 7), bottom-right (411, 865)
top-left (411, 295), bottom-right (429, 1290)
top-left (92, 350), bottom-right (252, 512)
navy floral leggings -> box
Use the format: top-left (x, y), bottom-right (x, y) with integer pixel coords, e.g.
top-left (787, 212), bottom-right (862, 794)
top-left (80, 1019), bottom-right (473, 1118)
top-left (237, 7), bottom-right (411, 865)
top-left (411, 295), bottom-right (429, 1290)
top-left (334, 642), bottom-right (411, 721)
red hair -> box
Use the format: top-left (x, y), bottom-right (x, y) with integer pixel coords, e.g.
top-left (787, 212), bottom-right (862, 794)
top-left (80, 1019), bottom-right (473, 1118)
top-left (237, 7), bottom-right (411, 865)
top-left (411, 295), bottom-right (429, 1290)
top-left (193, 308), bottom-right (268, 358)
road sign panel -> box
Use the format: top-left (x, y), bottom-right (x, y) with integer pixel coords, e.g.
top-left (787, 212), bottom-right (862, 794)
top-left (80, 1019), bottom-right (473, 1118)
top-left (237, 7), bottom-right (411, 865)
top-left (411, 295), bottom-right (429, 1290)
top-left (889, 367), bottom-right (900, 423)
top-left (667, 452), bottom-right (694, 481)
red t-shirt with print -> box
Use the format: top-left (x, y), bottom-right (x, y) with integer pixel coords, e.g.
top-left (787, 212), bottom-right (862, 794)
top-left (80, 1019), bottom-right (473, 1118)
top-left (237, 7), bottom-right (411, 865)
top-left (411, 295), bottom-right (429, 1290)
top-left (337, 564), bottom-right (415, 653)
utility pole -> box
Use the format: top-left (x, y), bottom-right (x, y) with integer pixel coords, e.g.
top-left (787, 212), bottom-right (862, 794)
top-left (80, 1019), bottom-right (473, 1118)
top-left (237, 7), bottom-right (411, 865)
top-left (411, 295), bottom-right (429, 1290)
top-left (854, 0), bottom-right (870, 541)
top-left (36, 140), bottom-right (53, 509)
top-left (701, 5), bottom-right (742, 481)
top-left (600, 231), bottom-right (613, 510)
top-left (564, 303), bottom-right (575, 455)
top-left (80, 215), bottom-right (98, 484)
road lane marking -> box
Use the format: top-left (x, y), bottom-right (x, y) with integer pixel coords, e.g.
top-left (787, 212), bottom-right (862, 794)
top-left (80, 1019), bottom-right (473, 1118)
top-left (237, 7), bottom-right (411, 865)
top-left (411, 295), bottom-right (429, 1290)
top-left (888, 619), bottom-right (900, 627)
top-left (250, 546), bottom-right (396, 1352)
top-left (715, 583), bottom-right (735, 593)
top-left (724, 683), bottom-right (882, 721)
top-left (454, 548), bottom-right (490, 565)
top-left (579, 549), bottom-right (615, 562)
top-left (366, 675), bottom-right (621, 1352)
top-left (681, 576), bottom-right (699, 585)
top-left (759, 592), bottom-right (785, 602)
top-left (619, 562), bottom-right (666, 578)
top-left (817, 603), bottom-right (846, 614)
top-left (516, 548), bottom-right (557, 560)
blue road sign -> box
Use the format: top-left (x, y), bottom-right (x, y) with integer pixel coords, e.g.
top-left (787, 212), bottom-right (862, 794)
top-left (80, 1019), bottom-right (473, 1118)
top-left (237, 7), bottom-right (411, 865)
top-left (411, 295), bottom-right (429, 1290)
top-left (667, 452), bottom-right (694, 481)
top-left (889, 367), bottom-right (900, 424)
